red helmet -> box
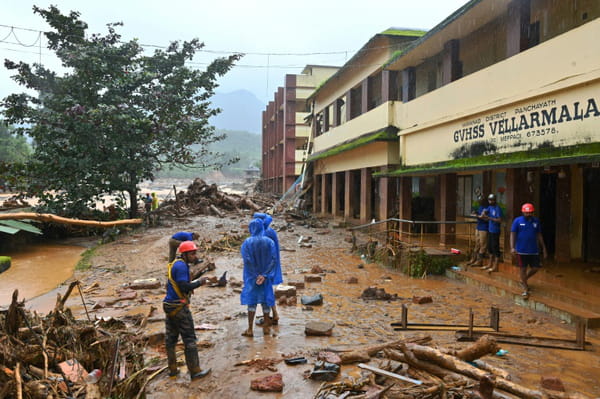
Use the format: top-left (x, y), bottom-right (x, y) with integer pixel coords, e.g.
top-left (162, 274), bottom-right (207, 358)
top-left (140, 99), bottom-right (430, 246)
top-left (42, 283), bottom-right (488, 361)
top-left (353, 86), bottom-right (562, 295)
top-left (521, 203), bottom-right (534, 213)
top-left (178, 241), bottom-right (198, 253)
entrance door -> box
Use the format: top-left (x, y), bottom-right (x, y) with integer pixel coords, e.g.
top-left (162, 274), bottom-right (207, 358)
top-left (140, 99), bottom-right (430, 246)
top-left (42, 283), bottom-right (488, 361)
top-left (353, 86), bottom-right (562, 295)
top-left (584, 168), bottom-right (600, 262)
top-left (540, 173), bottom-right (556, 257)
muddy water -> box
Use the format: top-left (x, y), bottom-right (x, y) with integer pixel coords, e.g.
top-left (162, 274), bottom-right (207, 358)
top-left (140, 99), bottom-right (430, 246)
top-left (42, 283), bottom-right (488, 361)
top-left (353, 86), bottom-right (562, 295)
top-left (0, 244), bottom-right (84, 307)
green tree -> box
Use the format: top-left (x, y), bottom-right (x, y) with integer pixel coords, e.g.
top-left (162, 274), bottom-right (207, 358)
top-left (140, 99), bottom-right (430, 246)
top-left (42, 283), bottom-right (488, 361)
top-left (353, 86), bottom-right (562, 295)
top-left (1, 6), bottom-right (241, 217)
top-left (0, 123), bottom-right (31, 163)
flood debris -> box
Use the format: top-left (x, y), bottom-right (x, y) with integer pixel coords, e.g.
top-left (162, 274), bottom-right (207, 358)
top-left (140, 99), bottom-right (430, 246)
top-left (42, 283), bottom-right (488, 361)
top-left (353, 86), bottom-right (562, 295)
top-left (153, 178), bottom-right (271, 218)
top-left (313, 335), bottom-right (590, 399)
top-left (250, 373), bottom-right (283, 392)
top-left (360, 287), bottom-right (399, 301)
top-left (305, 321), bottom-right (334, 336)
top-left (0, 287), bottom-right (151, 398)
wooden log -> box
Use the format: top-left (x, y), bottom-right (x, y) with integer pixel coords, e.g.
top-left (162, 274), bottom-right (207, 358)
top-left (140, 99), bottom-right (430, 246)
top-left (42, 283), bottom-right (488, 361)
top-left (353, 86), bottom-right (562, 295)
top-left (407, 343), bottom-right (547, 399)
top-left (209, 205), bottom-right (224, 218)
top-left (454, 335), bottom-right (499, 362)
top-left (385, 347), bottom-right (466, 383)
top-left (339, 336), bottom-right (431, 364)
top-left (0, 212), bottom-right (142, 227)
top-left (471, 359), bottom-right (511, 380)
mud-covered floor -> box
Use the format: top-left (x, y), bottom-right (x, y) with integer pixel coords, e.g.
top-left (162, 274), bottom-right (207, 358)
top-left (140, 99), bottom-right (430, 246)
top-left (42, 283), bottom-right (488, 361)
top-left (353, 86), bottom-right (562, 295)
top-left (27, 212), bottom-right (600, 398)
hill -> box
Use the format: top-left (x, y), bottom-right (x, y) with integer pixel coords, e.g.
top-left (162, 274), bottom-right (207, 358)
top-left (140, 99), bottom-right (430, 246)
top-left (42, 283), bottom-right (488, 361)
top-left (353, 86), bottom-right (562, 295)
top-left (209, 90), bottom-right (264, 134)
top-left (157, 129), bottom-right (261, 179)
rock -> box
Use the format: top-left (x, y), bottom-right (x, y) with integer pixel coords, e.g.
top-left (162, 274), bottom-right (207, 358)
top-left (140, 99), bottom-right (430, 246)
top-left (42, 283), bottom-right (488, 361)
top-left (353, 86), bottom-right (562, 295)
top-left (304, 275), bottom-right (322, 283)
top-left (0, 256), bottom-right (11, 273)
top-left (250, 373), bottom-right (283, 392)
top-left (541, 376), bottom-right (566, 392)
top-left (287, 281), bottom-right (305, 289)
top-left (301, 294), bottom-right (323, 306)
top-left (309, 361), bottom-right (340, 381)
top-left (345, 277), bottom-right (358, 284)
top-left (58, 359), bottom-right (87, 383)
top-left (144, 331), bottom-right (165, 346)
top-left (275, 285), bottom-right (297, 298)
top-left (286, 296), bottom-right (297, 306)
top-left (412, 296), bottom-right (433, 304)
top-left (317, 351), bottom-right (342, 365)
top-left (305, 321), bottom-right (334, 336)
top-left (360, 287), bottom-right (398, 300)
top-left (215, 223), bottom-right (224, 228)
top-left (357, 263), bottom-right (364, 269)
top-left (277, 295), bottom-right (288, 305)
top-left (310, 265), bottom-right (324, 274)
top-left (117, 289), bottom-right (138, 300)
top-left (128, 278), bottom-right (161, 290)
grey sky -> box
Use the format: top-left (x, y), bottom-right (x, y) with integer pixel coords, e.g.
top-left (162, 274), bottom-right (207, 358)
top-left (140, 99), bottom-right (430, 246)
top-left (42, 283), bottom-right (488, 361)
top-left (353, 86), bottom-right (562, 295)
top-left (1, 0), bottom-right (468, 105)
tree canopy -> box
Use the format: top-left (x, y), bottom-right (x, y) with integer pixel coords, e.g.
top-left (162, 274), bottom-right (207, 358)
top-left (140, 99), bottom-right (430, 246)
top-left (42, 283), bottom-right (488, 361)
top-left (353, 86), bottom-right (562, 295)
top-left (1, 6), bottom-right (242, 217)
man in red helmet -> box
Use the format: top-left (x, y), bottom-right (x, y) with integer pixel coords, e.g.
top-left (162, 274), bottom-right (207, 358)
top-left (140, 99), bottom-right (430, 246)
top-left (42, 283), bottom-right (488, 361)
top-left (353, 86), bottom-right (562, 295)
top-left (163, 241), bottom-right (211, 381)
top-left (510, 203), bottom-right (547, 299)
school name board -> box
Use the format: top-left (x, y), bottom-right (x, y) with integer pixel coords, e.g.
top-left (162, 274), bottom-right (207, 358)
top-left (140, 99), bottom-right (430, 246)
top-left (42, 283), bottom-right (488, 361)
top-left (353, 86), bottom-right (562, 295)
top-left (452, 96), bottom-right (600, 144)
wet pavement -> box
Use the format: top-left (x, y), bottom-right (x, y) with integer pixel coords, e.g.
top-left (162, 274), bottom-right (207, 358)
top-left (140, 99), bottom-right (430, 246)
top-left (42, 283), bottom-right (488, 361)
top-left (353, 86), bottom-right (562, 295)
top-left (9, 213), bottom-right (600, 398)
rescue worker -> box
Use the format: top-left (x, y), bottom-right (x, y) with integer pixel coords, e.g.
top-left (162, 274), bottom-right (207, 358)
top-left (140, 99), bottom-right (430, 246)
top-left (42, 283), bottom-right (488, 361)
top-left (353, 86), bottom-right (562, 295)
top-left (240, 218), bottom-right (276, 337)
top-left (151, 192), bottom-right (159, 211)
top-left (510, 203), bottom-right (547, 299)
top-left (252, 212), bottom-right (283, 326)
top-left (483, 193), bottom-right (503, 272)
top-left (163, 241), bottom-right (211, 380)
top-left (168, 231), bottom-right (199, 262)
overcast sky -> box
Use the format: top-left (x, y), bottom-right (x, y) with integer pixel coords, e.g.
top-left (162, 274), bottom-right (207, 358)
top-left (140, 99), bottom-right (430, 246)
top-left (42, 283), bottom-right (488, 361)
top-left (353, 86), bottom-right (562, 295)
top-left (1, 0), bottom-right (468, 105)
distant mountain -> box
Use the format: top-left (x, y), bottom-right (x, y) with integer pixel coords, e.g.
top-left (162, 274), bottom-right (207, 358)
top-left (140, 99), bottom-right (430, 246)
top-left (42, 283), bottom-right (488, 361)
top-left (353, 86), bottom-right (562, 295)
top-left (209, 90), bottom-right (264, 134)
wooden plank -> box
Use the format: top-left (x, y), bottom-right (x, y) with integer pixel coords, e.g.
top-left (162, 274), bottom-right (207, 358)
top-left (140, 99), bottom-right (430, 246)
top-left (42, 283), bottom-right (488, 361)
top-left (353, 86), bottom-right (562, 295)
top-left (455, 331), bottom-right (590, 350)
top-left (357, 363), bottom-right (422, 385)
top-left (394, 325), bottom-right (496, 332)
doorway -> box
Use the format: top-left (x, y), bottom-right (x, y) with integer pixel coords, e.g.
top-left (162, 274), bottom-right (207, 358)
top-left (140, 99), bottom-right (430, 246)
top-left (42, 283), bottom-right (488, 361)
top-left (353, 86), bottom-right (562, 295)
top-left (540, 173), bottom-right (556, 257)
top-left (583, 168), bottom-right (600, 262)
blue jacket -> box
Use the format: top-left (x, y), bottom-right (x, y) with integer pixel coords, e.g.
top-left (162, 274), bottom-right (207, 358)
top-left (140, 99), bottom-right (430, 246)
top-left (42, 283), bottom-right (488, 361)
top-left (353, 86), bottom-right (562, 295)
top-left (240, 219), bottom-right (276, 307)
top-left (253, 212), bottom-right (283, 285)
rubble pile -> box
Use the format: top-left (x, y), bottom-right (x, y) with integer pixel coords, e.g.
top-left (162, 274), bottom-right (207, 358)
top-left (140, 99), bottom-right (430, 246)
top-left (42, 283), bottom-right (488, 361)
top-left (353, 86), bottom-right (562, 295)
top-left (0, 287), bottom-right (148, 399)
top-left (155, 178), bottom-right (273, 218)
top-left (313, 335), bottom-right (587, 399)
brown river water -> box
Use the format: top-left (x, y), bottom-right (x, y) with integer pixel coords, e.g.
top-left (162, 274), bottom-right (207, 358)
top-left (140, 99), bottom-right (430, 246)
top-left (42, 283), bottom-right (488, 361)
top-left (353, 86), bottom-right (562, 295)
top-left (0, 243), bottom-right (84, 308)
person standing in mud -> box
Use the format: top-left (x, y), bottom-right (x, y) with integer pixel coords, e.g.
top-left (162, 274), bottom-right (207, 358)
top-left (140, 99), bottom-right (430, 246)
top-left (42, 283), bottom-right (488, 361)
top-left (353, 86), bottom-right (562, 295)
top-left (252, 212), bottom-right (283, 326)
top-left (168, 231), bottom-right (199, 262)
top-left (483, 194), bottom-right (502, 273)
top-left (143, 193), bottom-right (152, 213)
top-left (467, 196), bottom-right (488, 267)
top-left (510, 203), bottom-right (547, 299)
top-left (240, 218), bottom-right (277, 337)
top-left (163, 241), bottom-right (211, 381)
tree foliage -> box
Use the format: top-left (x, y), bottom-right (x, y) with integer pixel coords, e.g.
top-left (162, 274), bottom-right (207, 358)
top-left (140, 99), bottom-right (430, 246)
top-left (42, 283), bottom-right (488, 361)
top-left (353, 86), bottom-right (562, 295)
top-left (0, 123), bottom-right (31, 164)
top-left (1, 6), bottom-right (242, 217)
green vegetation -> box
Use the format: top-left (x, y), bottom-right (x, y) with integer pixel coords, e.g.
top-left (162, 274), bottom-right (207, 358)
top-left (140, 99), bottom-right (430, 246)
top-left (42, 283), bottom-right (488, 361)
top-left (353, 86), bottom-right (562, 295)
top-left (380, 29), bottom-right (427, 37)
top-left (381, 142), bottom-right (600, 177)
top-left (157, 129), bottom-right (261, 179)
top-left (76, 247), bottom-right (97, 271)
top-left (307, 128), bottom-right (398, 162)
top-left (0, 123), bottom-right (31, 163)
top-left (1, 6), bottom-right (241, 218)
top-left (0, 256), bottom-right (11, 273)
top-left (407, 250), bottom-right (453, 278)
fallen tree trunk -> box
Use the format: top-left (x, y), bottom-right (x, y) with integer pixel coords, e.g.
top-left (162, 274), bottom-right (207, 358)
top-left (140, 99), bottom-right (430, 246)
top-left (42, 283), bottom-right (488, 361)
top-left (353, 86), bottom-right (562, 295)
top-left (454, 335), bottom-right (499, 362)
top-left (339, 335), bottom-right (431, 364)
top-left (407, 343), bottom-right (548, 399)
top-left (0, 212), bottom-right (142, 227)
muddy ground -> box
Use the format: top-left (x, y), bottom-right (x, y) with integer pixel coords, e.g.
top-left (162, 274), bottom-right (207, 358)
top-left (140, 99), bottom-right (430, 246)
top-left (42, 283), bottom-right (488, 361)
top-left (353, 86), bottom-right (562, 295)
top-left (50, 211), bottom-right (600, 398)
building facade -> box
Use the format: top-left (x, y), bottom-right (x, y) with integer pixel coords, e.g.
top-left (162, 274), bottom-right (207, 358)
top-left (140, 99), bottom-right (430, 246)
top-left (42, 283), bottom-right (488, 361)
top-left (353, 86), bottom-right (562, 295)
top-left (261, 65), bottom-right (339, 195)
top-left (308, 0), bottom-right (600, 263)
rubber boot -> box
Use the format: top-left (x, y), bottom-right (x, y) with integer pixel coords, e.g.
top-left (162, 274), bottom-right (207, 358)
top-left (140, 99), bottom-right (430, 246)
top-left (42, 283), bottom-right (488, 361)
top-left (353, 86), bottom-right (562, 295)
top-left (472, 253), bottom-right (484, 267)
top-left (166, 346), bottom-right (179, 378)
top-left (487, 257), bottom-right (499, 273)
top-left (184, 346), bottom-right (202, 380)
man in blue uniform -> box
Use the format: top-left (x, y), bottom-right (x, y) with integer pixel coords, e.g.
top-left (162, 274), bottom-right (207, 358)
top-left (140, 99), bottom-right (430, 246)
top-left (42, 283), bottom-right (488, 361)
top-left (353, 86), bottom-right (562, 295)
top-left (467, 196), bottom-right (489, 267)
top-left (252, 212), bottom-right (283, 325)
top-left (168, 231), bottom-right (199, 262)
top-left (510, 203), bottom-right (547, 298)
top-left (484, 194), bottom-right (503, 272)
top-left (163, 241), bottom-right (211, 380)
top-left (240, 218), bottom-right (276, 337)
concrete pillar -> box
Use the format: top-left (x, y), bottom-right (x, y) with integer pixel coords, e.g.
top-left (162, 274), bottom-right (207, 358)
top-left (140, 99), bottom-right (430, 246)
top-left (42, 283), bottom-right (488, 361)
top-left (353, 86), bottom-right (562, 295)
top-left (321, 173), bottom-right (328, 215)
top-left (401, 67), bottom-right (416, 102)
top-left (398, 176), bottom-right (412, 238)
top-left (361, 79), bottom-right (369, 115)
top-left (439, 173), bottom-right (457, 245)
top-left (555, 169), bottom-right (571, 262)
top-left (313, 174), bottom-right (321, 213)
top-left (442, 39), bottom-right (461, 85)
top-left (344, 171), bottom-right (354, 220)
top-left (507, 0), bottom-right (531, 57)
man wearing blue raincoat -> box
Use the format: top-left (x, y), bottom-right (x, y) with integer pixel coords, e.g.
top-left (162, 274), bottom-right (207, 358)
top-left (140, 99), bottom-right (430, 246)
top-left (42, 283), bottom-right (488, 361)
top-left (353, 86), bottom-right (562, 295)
top-left (253, 212), bottom-right (283, 325)
top-left (240, 218), bottom-right (277, 337)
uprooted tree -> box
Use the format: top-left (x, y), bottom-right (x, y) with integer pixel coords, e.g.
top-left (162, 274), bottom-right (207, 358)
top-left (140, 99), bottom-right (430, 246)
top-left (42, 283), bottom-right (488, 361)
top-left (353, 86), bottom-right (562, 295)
top-left (1, 6), bottom-right (242, 218)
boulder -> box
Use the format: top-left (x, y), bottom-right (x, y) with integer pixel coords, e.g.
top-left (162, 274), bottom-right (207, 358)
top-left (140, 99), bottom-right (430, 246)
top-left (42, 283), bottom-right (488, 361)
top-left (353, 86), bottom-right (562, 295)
top-left (305, 321), bottom-right (334, 336)
top-left (250, 373), bottom-right (283, 392)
